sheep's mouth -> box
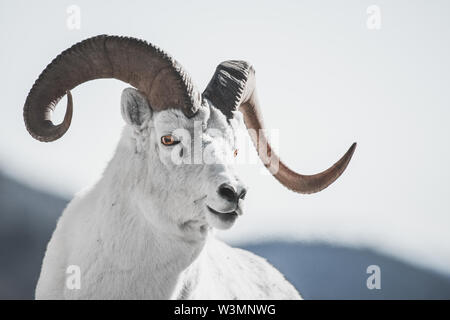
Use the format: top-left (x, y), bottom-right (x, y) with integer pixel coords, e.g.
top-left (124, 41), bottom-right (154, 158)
top-left (206, 206), bottom-right (238, 222)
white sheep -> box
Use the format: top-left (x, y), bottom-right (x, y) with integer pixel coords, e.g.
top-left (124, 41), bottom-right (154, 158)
top-left (23, 35), bottom-right (356, 299)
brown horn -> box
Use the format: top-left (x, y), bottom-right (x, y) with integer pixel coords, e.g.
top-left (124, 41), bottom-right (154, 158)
top-left (24, 35), bottom-right (201, 142)
top-left (203, 60), bottom-right (356, 194)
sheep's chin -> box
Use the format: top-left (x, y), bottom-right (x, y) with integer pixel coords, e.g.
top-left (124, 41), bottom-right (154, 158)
top-left (205, 206), bottom-right (238, 230)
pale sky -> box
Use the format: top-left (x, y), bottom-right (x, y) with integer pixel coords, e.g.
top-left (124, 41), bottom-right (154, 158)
top-left (1, 0), bottom-right (449, 275)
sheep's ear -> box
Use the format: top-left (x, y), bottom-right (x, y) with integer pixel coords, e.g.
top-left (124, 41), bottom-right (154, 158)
top-left (120, 88), bottom-right (152, 126)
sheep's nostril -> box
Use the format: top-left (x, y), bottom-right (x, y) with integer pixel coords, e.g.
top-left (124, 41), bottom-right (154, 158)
top-left (238, 189), bottom-right (247, 200)
top-left (218, 183), bottom-right (238, 203)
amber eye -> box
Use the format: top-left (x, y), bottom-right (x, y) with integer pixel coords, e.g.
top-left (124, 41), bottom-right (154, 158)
top-left (234, 149), bottom-right (239, 157)
top-left (161, 135), bottom-right (180, 146)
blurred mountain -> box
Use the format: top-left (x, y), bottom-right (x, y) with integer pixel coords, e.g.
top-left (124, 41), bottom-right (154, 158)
top-left (241, 242), bottom-right (450, 299)
top-left (0, 171), bottom-right (67, 299)
top-left (1, 171), bottom-right (449, 299)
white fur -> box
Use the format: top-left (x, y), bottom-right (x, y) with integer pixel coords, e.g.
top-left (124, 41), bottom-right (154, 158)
top-left (35, 89), bottom-right (301, 300)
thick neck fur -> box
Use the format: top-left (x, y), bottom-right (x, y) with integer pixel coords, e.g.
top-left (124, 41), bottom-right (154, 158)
top-left (89, 127), bottom-right (207, 299)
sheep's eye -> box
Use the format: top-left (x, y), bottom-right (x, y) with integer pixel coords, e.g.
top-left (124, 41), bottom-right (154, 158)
top-left (234, 149), bottom-right (239, 157)
top-left (161, 135), bottom-right (180, 146)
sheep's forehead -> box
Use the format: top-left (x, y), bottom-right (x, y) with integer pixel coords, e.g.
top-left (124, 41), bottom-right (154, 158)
top-left (153, 109), bottom-right (192, 134)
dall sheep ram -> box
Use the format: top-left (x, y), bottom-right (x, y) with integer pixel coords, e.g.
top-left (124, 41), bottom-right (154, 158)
top-left (23, 35), bottom-right (356, 299)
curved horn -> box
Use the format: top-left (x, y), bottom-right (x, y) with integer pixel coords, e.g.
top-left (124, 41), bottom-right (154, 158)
top-left (24, 35), bottom-right (201, 142)
top-left (203, 60), bottom-right (356, 194)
